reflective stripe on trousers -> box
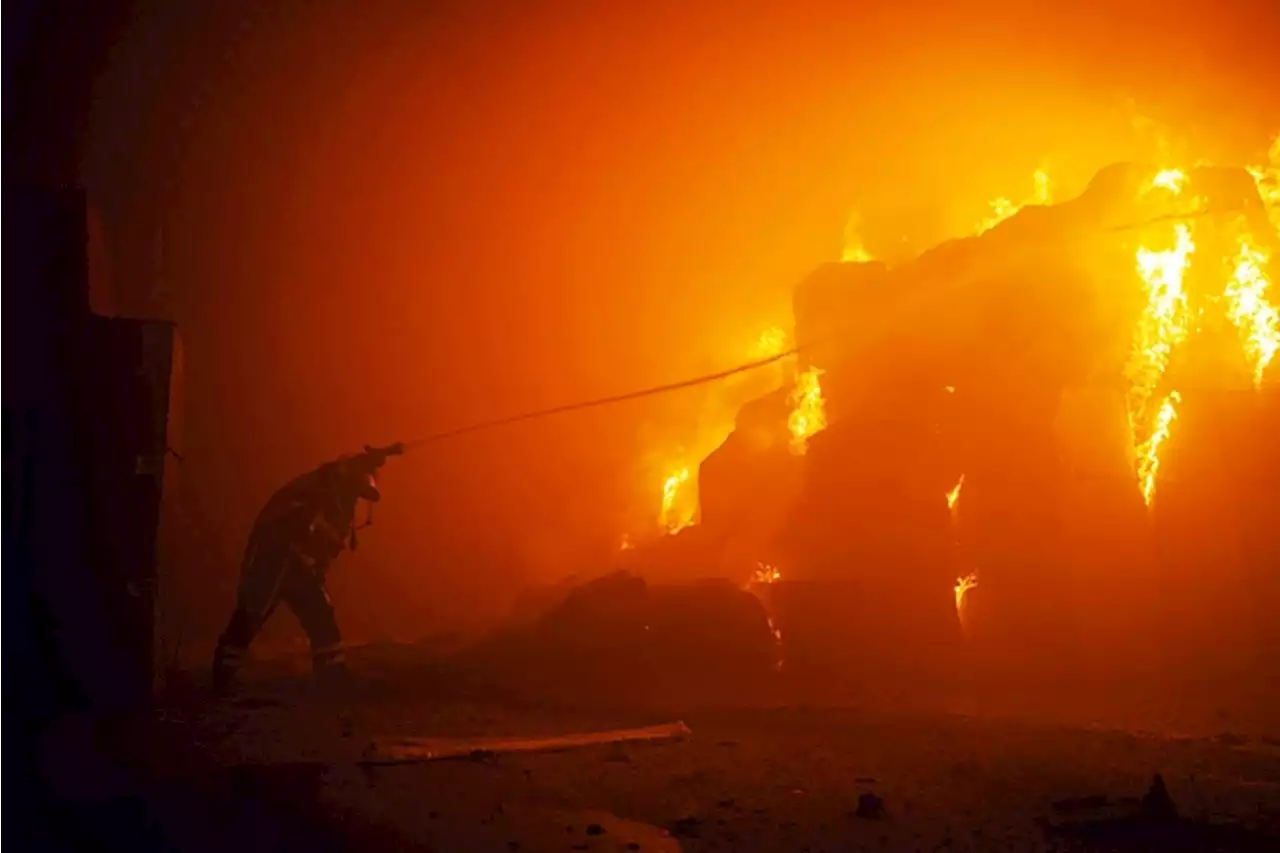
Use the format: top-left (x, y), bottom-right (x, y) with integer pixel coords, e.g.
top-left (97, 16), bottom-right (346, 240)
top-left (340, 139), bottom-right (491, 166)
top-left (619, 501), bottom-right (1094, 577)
top-left (311, 641), bottom-right (346, 668)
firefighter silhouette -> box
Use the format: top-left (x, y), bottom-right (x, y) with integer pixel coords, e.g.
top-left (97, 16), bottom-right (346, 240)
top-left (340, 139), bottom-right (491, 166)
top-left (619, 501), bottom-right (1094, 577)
top-left (213, 444), bottom-right (403, 691)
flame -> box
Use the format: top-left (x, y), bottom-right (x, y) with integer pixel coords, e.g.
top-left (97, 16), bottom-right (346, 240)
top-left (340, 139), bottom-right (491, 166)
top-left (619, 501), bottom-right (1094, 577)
top-left (946, 475), bottom-right (965, 511)
top-left (1149, 167), bottom-right (1188, 195)
top-left (954, 572), bottom-right (978, 616)
top-left (841, 244), bottom-right (873, 264)
top-left (751, 325), bottom-right (789, 359)
top-left (1224, 235), bottom-right (1279, 388)
top-left (1246, 134), bottom-right (1280, 235)
top-left (752, 561), bottom-right (782, 585)
top-left (841, 211), bottom-right (874, 263)
top-left (1125, 210), bottom-right (1195, 506)
top-left (787, 367), bottom-right (827, 455)
top-left (975, 168), bottom-right (1053, 234)
top-left (976, 197), bottom-right (1019, 234)
top-left (634, 326), bottom-right (793, 540)
top-left (742, 563), bottom-right (784, 669)
top-left (1135, 392), bottom-right (1181, 506)
top-left (658, 466), bottom-right (696, 533)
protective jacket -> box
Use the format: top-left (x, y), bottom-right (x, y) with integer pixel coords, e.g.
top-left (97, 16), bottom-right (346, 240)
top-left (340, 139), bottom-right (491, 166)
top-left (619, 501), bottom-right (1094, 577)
top-left (213, 444), bottom-right (401, 690)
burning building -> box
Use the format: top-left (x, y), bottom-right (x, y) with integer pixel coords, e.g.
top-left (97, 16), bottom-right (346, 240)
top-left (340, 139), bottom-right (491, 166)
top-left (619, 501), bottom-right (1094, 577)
top-left (623, 150), bottom-right (1280, 686)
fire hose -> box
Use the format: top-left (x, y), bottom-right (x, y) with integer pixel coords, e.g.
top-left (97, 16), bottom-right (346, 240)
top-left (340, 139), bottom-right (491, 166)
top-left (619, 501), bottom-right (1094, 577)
top-left (161, 199), bottom-right (1271, 471)
top-left (399, 345), bottom-right (805, 451)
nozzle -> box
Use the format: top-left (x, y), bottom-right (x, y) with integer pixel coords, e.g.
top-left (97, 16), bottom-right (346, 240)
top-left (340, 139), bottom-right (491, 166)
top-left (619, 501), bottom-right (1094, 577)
top-left (364, 442), bottom-right (405, 457)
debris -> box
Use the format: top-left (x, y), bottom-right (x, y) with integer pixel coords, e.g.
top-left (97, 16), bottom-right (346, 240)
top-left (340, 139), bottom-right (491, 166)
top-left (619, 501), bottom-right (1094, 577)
top-left (715, 799), bottom-right (737, 809)
top-left (585, 824), bottom-right (605, 836)
top-left (669, 816), bottom-right (703, 839)
top-left (1051, 794), bottom-right (1111, 814)
top-left (1039, 773), bottom-right (1280, 851)
top-left (855, 792), bottom-right (888, 820)
top-left (361, 721), bottom-right (691, 766)
top-left (1142, 773), bottom-right (1178, 820)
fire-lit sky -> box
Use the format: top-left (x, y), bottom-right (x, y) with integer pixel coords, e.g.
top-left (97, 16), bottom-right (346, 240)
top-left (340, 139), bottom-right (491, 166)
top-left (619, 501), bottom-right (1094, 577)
top-left (82, 0), bottom-right (1280, 641)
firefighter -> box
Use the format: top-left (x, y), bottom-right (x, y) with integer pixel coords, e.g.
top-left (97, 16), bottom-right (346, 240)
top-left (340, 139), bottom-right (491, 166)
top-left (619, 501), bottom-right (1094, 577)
top-left (212, 443), bottom-right (404, 692)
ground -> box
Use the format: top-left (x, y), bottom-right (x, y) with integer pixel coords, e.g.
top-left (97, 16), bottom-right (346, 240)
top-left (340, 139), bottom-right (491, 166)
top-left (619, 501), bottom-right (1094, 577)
top-left (36, 648), bottom-right (1280, 852)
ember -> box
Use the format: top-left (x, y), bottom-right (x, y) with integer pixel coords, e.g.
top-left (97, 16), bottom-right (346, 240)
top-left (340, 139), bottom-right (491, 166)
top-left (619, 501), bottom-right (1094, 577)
top-left (752, 562), bottom-right (781, 585)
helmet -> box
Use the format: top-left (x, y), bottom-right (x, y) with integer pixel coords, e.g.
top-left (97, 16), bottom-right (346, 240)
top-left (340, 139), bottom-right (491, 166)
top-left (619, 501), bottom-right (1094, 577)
top-left (333, 456), bottom-right (382, 503)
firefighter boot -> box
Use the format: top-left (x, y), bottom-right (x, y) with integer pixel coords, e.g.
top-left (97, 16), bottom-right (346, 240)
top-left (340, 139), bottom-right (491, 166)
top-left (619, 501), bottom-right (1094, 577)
top-left (212, 642), bottom-right (245, 695)
top-left (311, 642), bottom-right (350, 695)
top-left (212, 607), bottom-right (257, 695)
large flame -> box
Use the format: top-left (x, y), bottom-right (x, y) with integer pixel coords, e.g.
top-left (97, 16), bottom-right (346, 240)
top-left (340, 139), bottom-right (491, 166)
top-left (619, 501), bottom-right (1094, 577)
top-left (633, 137), bottom-right (1280, 571)
top-left (1124, 169), bottom-right (1195, 506)
top-left (1224, 234), bottom-right (1278, 388)
top-left (1121, 158), bottom-right (1280, 505)
top-left (787, 367), bottom-right (827, 455)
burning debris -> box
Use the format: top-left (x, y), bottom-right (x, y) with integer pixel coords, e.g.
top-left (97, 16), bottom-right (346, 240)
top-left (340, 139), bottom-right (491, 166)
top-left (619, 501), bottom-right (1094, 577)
top-left (610, 140), bottom-right (1280, 680)
top-left (476, 571), bottom-right (784, 699)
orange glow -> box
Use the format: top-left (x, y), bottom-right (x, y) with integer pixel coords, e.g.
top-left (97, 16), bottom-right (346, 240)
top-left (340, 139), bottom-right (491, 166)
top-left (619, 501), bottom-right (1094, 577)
top-left (787, 367), bottom-right (827, 456)
top-left (1121, 161), bottom-right (1279, 505)
top-left (658, 466), bottom-right (695, 534)
top-left (946, 474), bottom-right (965, 511)
top-left (637, 325), bottom-right (792, 540)
top-left (1126, 206), bottom-right (1195, 507)
top-left (117, 0), bottom-right (1280, 664)
top-left (751, 325), bottom-right (789, 359)
top-left (1224, 233), bottom-right (1278, 388)
top-left (1136, 392), bottom-right (1181, 507)
top-left (954, 572), bottom-right (978, 636)
top-left (840, 211), bottom-right (874, 263)
top-left (974, 168), bottom-right (1053, 234)
top-left (1247, 135), bottom-right (1280, 234)
top-left (1149, 167), bottom-right (1188, 195)
top-left (752, 561), bottom-right (782, 585)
